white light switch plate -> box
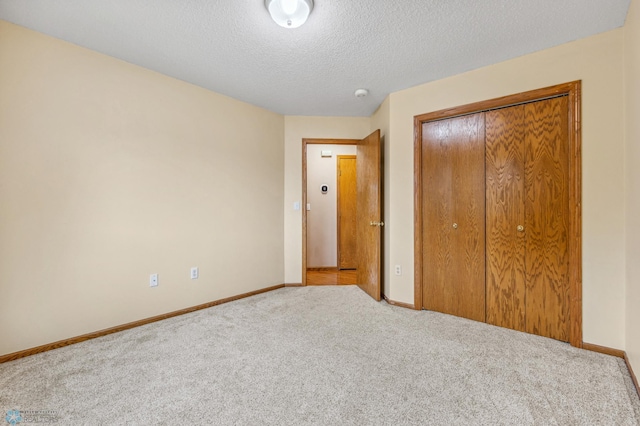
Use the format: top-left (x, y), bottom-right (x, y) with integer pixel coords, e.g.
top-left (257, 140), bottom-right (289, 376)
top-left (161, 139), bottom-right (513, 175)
top-left (150, 273), bottom-right (158, 287)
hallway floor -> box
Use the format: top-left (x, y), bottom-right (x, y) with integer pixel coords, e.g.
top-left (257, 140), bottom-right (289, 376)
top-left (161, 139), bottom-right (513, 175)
top-left (306, 269), bottom-right (357, 285)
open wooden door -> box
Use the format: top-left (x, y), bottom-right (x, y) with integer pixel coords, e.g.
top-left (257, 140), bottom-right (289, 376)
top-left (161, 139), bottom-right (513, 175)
top-left (356, 130), bottom-right (383, 301)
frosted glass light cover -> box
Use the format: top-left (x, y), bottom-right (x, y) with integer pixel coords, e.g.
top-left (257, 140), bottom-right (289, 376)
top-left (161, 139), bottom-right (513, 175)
top-left (265, 0), bottom-right (314, 29)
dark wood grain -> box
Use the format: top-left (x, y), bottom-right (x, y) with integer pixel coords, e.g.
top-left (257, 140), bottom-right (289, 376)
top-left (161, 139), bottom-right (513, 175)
top-left (0, 284), bottom-right (286, 363)
top-left (422, 119), bottom-right (454, 314)
top-left (356, 130), bottom-right (383, 301)
top-left (337, 155), bottom-right (357, 269)
top-left (582, 342), bottom-right (625, 358)
top-left (524, 97), bottom-right (570, 342)
top-left (307, 269), bottom-right (357, 285)
top-left (485, 106), bottom-right (526, 332)
top-left (414, 81), bottom-right (582, 347)
top-left (422, 113), bottom-right (485, 322)
top-left (414, 82), bottom-right (579, 124)
top-left (414, 116), bottom-right (424, 311)
top-left (568, 82), bottom-right (583, 348)
top-left (453, 113), bottom-right (486, 322)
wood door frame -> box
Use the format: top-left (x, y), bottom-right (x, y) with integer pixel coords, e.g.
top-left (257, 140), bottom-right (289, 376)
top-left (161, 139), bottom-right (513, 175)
top-left (336, 155), bottom-right (357, 270)
top-left (413, 81), bottom-right (583, 348)
top-left (302, 139), bottom-right (360, 286)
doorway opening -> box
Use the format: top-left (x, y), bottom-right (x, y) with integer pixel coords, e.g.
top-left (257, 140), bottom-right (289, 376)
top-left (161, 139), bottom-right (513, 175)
top-left (302, 131), bottom-right (383, 300)
top-left (303, 141), bottom-right (358, 286)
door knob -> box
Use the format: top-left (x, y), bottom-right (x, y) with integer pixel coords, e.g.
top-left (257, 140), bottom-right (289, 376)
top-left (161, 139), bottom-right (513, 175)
top-left (517, 225), bottom-right (524, 232)
top-left (452, 223), bottom-right (458, 229)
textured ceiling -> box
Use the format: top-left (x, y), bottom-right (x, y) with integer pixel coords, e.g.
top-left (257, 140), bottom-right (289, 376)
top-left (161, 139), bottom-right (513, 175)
top-left (0, 0), bottom-right (631, 116)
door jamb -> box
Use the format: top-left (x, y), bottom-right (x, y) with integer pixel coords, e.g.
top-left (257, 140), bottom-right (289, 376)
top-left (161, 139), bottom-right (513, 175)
top-left (302, 139), bottom-right (360, 286)
top-left (413, 81), bottom-right (582, 348)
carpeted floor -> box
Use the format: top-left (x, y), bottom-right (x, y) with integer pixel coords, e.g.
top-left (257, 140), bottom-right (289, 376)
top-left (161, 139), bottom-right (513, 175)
top-left (1, 286), bottom-right (639, 425)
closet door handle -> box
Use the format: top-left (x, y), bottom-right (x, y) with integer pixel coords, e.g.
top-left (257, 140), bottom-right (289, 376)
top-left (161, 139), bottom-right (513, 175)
top-left (452, 223), bottom-right (458, 229)
top-left (517, 225), bottom-right (524, 232)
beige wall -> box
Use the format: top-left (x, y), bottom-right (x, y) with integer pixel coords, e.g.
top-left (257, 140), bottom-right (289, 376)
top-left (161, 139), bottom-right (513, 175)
top-left (625, 0), bottom-right (640, 375)
top-left (283, 116), bottom-right (370, 283)
top-left (386, 29), bottom-right (627, 349)
top-left (0, 21), bottom-right (285, 356)
top-left (306, 144), bottom-right (357, 268)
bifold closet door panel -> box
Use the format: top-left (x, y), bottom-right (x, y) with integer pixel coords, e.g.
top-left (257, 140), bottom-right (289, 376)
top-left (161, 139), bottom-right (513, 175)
top-left (485, 106), bottom-right (526, 332)
top-left (524, 97), bottom-right (570, 342)
top-left (422, 119), bottom-right (454, 314)
top-left (453, 113), bottom-right (486, 322)
top-left (422, 113), bottom-right (486, 322)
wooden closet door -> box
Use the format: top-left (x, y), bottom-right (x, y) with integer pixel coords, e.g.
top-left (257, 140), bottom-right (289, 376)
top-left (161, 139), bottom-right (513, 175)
top-left (422, 119), bottom-right (454, 315)
top-left (337, 155), bottom-right (357, 269)
top-left (485, 106), bottom-right (526, 332)
top-left (524, 97), bottom-right (570, 342)
top-left (422, 113), bottom-right (486, 322)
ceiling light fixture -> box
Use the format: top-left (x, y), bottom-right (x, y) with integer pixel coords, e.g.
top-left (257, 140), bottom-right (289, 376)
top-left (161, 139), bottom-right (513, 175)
top-left (265, 0), bottom-right (314, 29)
